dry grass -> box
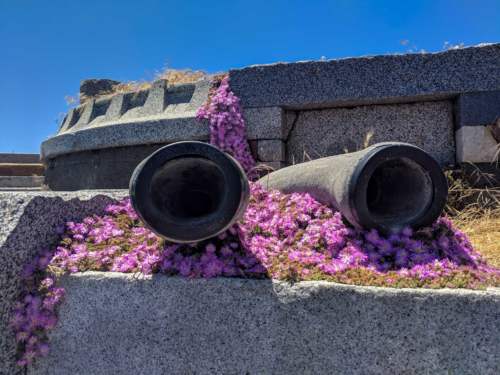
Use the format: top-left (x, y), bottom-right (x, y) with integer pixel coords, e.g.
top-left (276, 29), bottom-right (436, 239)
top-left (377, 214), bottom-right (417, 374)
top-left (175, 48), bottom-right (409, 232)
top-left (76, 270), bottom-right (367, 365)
top-left (445, 165), bottom-right (500, 267)
top-left (73, 68), bottom-right (208, 104)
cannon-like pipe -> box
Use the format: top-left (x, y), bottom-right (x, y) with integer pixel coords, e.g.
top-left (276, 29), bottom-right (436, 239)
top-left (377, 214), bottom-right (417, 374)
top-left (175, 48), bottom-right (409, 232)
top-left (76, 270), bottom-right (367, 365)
top-left (130, 141), bottom-right (249, 243)
top-left (259, 142), bottom-right (448, 233)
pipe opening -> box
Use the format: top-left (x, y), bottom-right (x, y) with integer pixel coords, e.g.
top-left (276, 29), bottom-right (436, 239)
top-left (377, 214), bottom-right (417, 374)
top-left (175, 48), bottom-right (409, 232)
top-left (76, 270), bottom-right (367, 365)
top-left (150, 157), bottom-right (225, 221)
top-left (366, 157), bottom-right (433, 226)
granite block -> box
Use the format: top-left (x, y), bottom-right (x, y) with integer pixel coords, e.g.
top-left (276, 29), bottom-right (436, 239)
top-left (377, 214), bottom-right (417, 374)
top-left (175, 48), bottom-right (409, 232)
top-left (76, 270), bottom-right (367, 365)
top-left (286, 100), bottom-right (455, 166)
top-left (0, 191), bottom-right (127, 375)
top-left (73, 100), bottom-right (95, 129)
top-left (243, 107), bottom-right (285, 140)
top-left (229, 43), bottom-right (500, 109)
top-left (455, 90), bottom-right (500, 128)
top-left (29, 273), bottom-right (500, 375)
top-left (142, 79), bottom-right (168, 115)
top-left (0, 176), bottom-right (44, 188)
top-left (455, 126), bottom-right (499, 163)
top-left (104, 94), bottom-right (127, 121)
top-left (44, 144), bottom-right (169, 190)
top-left (257, 140), bottom-right (285, 161)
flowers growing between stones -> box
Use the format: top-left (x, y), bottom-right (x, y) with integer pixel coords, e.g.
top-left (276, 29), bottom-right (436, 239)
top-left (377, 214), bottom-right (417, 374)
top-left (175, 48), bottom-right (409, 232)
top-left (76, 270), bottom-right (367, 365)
top-left (11, 184), bottom-right (500, 366)
top-left (196, 75), bottom-right (257, 179)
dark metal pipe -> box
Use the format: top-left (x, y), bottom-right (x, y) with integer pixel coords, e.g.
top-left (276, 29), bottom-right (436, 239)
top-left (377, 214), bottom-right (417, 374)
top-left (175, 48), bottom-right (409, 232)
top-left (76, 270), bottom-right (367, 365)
top-left (130, 141), bottom-right (249, 243)
top-left (259, 142), bottom-right (448, 233)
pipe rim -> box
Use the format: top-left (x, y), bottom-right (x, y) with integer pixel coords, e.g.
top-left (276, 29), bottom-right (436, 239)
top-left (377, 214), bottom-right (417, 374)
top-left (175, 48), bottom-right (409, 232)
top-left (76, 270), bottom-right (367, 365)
top-left (129, 141), bottom-right (249, 243)
top-left (348, 143), bottom-right (448, 233)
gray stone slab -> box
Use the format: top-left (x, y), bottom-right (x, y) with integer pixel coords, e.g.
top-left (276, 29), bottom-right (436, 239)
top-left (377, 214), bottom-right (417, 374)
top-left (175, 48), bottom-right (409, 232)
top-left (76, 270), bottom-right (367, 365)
top-left (0, 176), bottom-right (44, 188)
top-left (257, 140), bottom-right (285, 161)
top-left (73, 100), bottom-right (95, 128)
top-left (0, 191), bottom-right (126, 375)
top-left (44, 144), bottom-right (168, 190)
top-left (29, 272), bottom-right (500, 375)
top-left (455, 126), bottom-right (499, 163)
top-left (0, 154), bottom-right (40, 164)
top-left (41, 116), bottom-right (209, 160)
top-left (143, 79), bottom-right (168, 115)
top-left (104, 94), bottom-right (127, 121)
top-left (243, 107), bottom-right (285, 139)
top-left (229, 43), bottom-right (500, 109)
top-left (286, 100), bottom-right (455, 166)
top-left (455, 90), bottom-right (500, 128)
top-left (58, 108), bottom-right (77, 133)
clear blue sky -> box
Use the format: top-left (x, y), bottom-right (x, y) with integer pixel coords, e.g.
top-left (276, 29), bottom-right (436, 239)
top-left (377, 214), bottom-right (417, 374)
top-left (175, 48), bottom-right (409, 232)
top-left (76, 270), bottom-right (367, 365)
top-left (1, 0), bottom-right (499, 153)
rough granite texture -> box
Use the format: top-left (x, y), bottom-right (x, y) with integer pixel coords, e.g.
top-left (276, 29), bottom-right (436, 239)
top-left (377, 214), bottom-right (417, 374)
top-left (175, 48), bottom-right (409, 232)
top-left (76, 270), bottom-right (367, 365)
top-left (44, 144), bottom-right (170, 191)
top-left (229, 43), bottom-right (500, 109)
top-left (455, 90), bottom-right (500, 128)
top-left (0, 191), bottom-right (126, 375)
top-left (257, 140), bottom-right (286, 161)
top-left (455, 126), bottom-right (499, 163)
top-left (287, 100), bottom-right (455, 165)
top-left (29, 272), bottom-right (500, 375)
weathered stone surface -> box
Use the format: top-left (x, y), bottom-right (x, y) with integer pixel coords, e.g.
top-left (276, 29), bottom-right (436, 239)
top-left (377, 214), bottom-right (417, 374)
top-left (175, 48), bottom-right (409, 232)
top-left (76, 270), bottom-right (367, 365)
top-left (142, 79), bottom-right (168, 115)
top-left (491, 119), bottom-right (500, 143)
top-left (44, 144), bottom-right (170, 190)
top-left (287, 101), bottom-right (455, 165)
top-left (455, 90), bottom-right (500, 128)
top-left (0, 154), bottom-right (40, 164)
top-left (229, 43), bottom-right (500, 109)
top-left (0, 191), bottom-right (126, 375)
top-left (456, 126), bottom-right (499, 163)
top-left (0, 176), bottom-right (44, 188)
top-left (257, 140), bottom-right (285, 161)
top-left (29, 272), bottom-right (500, 375)
top-left (80, 79), bottom-right (120, 103)
top-left (41, 116), bottom-right (209, 160)
top-left (243, 107), bottom-right (285, 139)
top-left (0, 164), bottom-right (44, 176)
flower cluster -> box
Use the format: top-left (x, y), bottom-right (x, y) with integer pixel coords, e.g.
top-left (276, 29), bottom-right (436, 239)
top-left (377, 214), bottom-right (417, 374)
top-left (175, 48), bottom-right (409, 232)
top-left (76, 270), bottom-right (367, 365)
top-left (196, 75), bottom-right (257, 178)
top-left (11, 249), bottom-right (63, 366)
top-left (11, 183), bottom-right (500, 366)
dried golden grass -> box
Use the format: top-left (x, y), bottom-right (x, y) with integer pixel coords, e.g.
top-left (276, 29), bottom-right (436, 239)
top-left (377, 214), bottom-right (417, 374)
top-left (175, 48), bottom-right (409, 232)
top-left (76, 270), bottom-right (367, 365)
top-left (445, 165), bottom-right (500, 267)
top-left (73, 68), bottom-right (208, 104)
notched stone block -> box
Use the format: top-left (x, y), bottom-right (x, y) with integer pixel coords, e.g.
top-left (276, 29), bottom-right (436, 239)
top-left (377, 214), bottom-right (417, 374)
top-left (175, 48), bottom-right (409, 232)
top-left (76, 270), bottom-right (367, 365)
top-left (143, 79), bottom-right (168, 114)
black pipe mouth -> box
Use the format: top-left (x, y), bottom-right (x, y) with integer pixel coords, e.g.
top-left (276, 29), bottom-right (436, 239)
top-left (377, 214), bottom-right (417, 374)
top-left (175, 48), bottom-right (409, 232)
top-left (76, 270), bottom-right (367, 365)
top-left (130, 142), bottom-right (249, 243)
top-left (350, 143), bottom-right (448, 233)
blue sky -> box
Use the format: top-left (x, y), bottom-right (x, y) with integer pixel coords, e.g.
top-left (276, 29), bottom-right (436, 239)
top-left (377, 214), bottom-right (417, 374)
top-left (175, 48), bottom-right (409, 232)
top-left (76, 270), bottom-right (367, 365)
top-left (1, 0), bottom-right (499, 153)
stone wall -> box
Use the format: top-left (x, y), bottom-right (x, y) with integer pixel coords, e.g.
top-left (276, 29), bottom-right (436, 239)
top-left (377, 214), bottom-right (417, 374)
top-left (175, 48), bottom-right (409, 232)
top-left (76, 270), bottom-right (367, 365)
top-left (41, 44), bottom-right (500, 190)
top-left (29, 272), bottom-right (500, 375)
top-left (0, 191), bottom-right (126, 375)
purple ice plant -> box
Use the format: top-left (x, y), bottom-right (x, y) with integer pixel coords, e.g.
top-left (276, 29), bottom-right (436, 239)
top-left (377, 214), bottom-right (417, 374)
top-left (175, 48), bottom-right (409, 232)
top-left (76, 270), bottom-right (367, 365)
top-left (196, 75), bottom-right (257, 179)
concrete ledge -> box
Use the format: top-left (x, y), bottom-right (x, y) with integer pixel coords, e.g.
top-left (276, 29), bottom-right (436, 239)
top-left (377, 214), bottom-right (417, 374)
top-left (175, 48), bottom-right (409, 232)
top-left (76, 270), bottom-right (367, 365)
top-left (0, 176), bottom-right (44, 188)
top-left (0, 154), bottom-right (40, 164)
top-left (29, 272), bottom-right (500, 375)
top-left (229, 43), bottom-right (500, 109)
top-left (0, 191), bottom-right (127, 374)
top-left (0, 164), bottom-right (44, 176)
